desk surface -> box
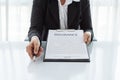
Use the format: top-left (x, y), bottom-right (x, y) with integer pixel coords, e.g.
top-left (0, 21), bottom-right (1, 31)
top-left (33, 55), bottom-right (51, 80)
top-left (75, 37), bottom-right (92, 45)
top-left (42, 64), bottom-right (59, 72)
top-left (0, 41), bottom-right (120, 80)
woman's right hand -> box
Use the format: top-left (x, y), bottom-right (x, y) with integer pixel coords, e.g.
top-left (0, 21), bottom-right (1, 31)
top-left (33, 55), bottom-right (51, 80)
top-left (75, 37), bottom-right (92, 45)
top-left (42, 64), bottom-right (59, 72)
top-left (26, 36), bottom-right (43, 60)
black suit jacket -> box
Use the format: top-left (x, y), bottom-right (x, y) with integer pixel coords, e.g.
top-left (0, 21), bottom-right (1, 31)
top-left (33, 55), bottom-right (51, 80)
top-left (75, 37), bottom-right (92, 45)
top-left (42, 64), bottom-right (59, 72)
top-left (28, 0), bottom-right (94, 41)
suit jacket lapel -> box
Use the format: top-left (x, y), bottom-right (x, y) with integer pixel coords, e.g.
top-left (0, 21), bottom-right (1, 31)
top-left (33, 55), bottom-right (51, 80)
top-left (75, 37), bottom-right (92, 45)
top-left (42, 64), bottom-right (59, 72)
top-left (48, 0), bottom-right (60, 28)
top-left (48, 1), bottom-right (80, 29)
top-left (68, 2), bottom-right (80, 29)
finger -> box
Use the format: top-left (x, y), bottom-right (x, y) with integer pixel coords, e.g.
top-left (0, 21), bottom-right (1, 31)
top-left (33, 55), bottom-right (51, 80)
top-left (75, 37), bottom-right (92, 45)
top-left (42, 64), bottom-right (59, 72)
top-left (84, 32), bottom-right (91, 44)
top-left (34, 42), bottom-right (40, 54)
top-left (86, 36), bottom-right (90, 44)
top-left (84, 34), bottom-right (88, 43)
top-left (26, 45), bottom-right (33, 59)
top-left (87, 35), bottom-right (91, 44)
top-left (36, 47), bottom-right (43, 57)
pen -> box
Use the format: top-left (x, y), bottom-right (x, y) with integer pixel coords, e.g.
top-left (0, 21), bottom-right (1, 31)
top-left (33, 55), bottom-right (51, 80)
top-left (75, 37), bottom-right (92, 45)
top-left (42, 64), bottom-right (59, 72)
top-left (33, 54), bottom-right (37, 61)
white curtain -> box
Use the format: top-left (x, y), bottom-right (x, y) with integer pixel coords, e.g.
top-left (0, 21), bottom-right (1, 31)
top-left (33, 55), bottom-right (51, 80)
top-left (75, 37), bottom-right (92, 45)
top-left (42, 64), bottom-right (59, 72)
top-left (0, 0), bottom-right (120, 41)
top-left (90, 0), bottom-right (120, 42)
top-left (0, 0), bottom-right (32, 41)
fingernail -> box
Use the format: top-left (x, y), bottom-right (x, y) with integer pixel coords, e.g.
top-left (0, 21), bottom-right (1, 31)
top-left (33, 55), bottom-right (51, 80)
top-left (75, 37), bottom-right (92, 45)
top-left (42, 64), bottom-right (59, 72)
top-left (34, 51), bottom-right (37, 54)
top-left (85, 39), bottom-right (87, 42)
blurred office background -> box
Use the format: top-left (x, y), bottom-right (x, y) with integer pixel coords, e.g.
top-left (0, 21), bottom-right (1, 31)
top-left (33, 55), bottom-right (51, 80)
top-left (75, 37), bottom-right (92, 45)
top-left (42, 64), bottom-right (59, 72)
top-left (0, 0), bottom-right (120, 41)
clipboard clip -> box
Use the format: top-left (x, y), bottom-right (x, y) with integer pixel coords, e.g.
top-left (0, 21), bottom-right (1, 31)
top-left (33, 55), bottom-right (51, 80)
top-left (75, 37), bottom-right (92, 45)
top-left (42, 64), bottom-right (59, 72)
top-left (56, 29), bottom-right (75, 32)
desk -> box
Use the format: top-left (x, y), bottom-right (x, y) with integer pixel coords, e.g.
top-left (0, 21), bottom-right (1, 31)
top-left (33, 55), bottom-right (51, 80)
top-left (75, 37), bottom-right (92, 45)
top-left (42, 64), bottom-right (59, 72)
top-left (0, 41), bottom-right (120, 80)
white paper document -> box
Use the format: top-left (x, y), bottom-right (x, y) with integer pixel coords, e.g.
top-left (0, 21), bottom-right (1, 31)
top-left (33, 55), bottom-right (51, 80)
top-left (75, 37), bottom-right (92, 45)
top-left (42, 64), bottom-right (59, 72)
top-left (44, 30), bottom-right (90, 62)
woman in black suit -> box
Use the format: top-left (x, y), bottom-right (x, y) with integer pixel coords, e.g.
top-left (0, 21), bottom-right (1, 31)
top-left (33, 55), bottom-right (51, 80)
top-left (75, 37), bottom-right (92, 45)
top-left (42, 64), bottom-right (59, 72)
top-left (26, 0), bottom-right (94, 59)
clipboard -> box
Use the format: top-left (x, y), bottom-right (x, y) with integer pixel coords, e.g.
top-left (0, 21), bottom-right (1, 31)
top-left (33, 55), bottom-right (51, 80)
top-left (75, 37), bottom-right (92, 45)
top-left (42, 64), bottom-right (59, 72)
top-left (43, 30), bottom-right (90, 62)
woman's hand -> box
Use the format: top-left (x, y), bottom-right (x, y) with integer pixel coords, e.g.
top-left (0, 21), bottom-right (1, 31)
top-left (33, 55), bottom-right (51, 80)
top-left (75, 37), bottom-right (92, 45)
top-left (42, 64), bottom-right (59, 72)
top-left (26, 36), bottom-right (43, 60)
top-left (84, 32), bottom-right (91, 44)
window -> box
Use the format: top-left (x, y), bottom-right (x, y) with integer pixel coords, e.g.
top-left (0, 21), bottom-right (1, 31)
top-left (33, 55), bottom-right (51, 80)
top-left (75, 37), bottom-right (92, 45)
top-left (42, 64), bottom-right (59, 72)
top-left (0, 0), bottom-right (120, 41)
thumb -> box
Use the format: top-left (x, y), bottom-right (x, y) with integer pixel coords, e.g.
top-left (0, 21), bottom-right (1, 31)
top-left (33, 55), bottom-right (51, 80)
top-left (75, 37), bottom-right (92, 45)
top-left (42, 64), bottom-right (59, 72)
top-left (34, 42), bottom-right (40, 54)
top-left (84, 34), bottom-right (88, 43)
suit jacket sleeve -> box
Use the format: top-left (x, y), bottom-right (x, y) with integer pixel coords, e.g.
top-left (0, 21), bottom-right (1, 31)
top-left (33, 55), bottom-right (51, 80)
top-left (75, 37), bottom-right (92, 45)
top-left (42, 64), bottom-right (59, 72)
top-left (80, 0), bottom-right (94, 41)
top-left (28, 0), bottom-right (46, 42)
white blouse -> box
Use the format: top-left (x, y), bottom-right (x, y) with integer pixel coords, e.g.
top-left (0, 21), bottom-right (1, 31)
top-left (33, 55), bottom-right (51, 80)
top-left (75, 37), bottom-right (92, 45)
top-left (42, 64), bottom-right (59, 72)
top-left (58, 0), bottom-right (80, 29)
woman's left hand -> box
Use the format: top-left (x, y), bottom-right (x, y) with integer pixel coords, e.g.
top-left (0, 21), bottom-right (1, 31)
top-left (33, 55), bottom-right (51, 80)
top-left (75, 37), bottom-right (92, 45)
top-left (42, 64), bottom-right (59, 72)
top-left (84, 31), bottom-right (91, 44)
